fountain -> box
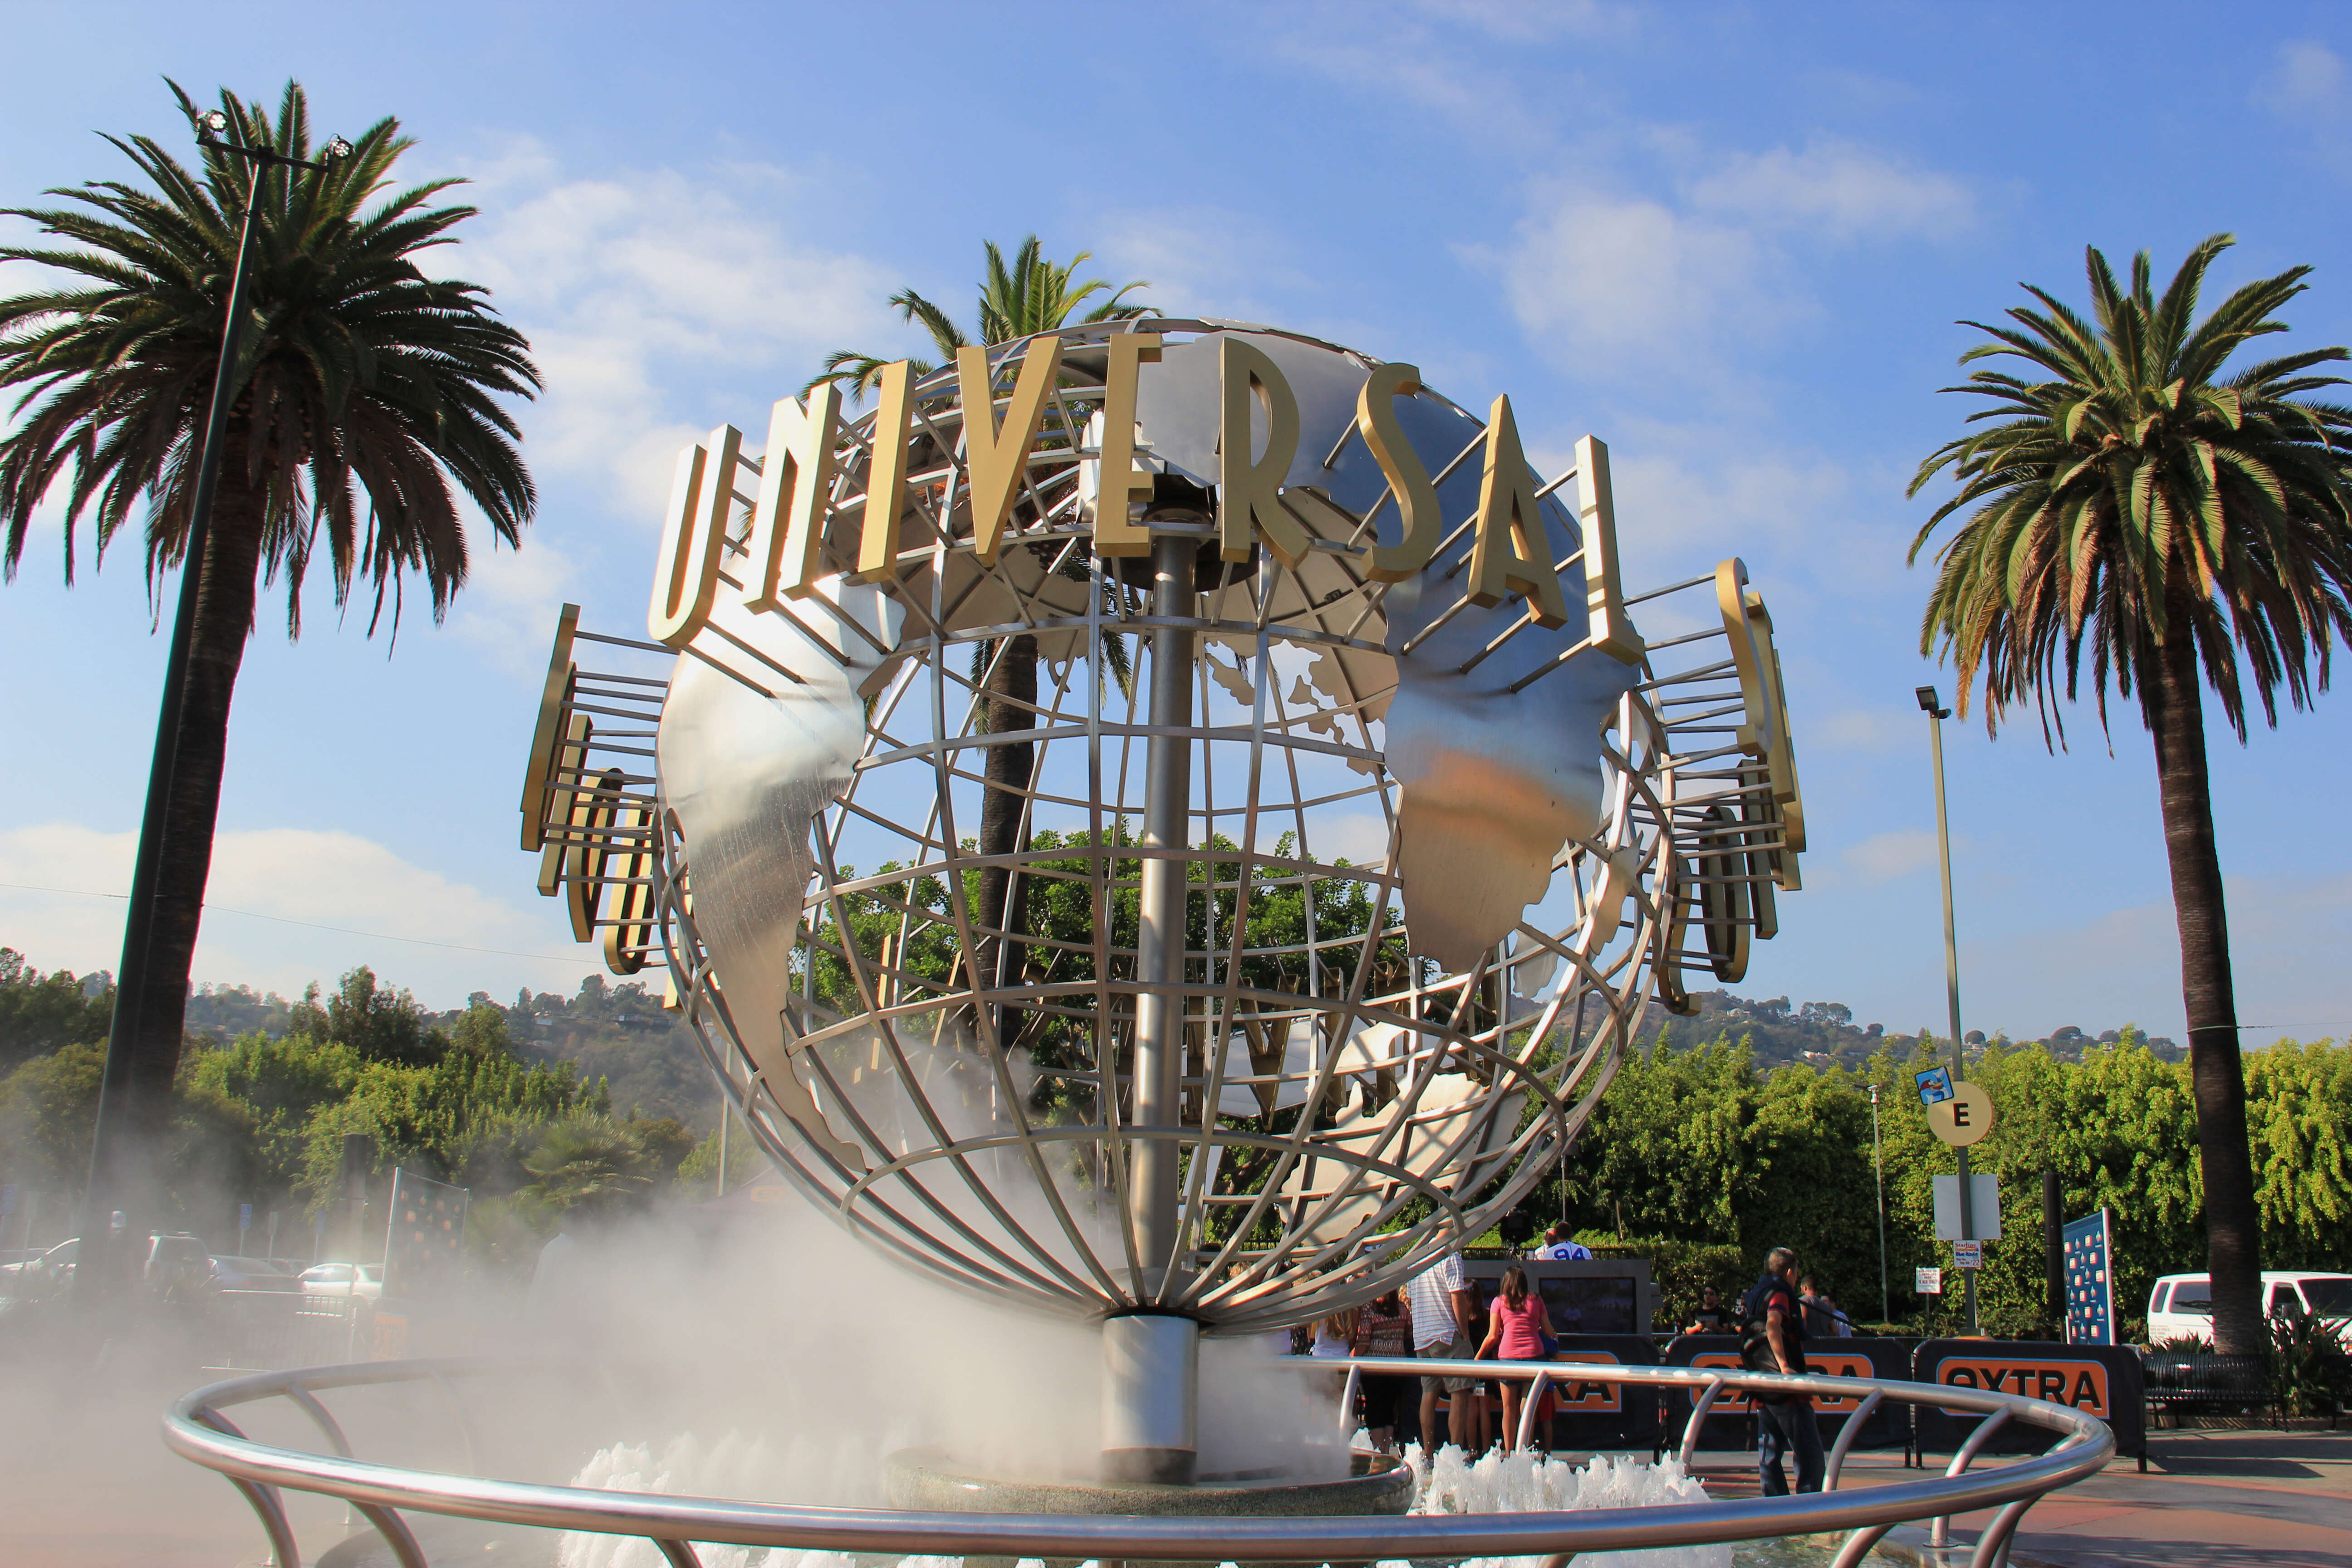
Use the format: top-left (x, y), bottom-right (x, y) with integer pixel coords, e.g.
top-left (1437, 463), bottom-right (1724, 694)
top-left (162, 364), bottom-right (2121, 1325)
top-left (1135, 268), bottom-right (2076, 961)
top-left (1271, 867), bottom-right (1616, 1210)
top-left (160, 319), bottom-right (2114, 1568)
top-left (517, 318), bottom-right (1808, 1521)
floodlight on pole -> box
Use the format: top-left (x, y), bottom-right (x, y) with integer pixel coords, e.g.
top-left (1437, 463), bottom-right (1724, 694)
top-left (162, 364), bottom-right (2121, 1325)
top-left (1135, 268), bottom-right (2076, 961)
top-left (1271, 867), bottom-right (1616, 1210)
top-left (1917, 681), bottom-right (1979, 1335)
top-left (80, 113), bottom-right (352, 1302)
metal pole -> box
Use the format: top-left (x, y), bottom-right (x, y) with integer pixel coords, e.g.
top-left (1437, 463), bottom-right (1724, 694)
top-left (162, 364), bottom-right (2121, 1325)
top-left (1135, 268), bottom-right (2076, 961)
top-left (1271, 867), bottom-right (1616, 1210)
top-left (1104, 524), bottom-right (1201, 1485)
top-left (1872, 1087), bottom-right (1889, 1325)
top-left (79, 182), bottom-right (265, 1298)
top-left (2043, 1169), bottom-right (2064, 1340)
top-left (1130, 527), bottom-right (1196, 1285)
top-left (716, 1090), bottom-right (729, 1200)
top-left (1926, 700), bottom-right (1978, 1336)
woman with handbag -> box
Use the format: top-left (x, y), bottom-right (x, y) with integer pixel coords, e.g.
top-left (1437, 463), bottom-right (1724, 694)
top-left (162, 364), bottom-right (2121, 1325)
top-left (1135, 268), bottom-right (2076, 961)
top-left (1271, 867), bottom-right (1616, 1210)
top-left (1478, 1266), bottom-right (1555, 1453)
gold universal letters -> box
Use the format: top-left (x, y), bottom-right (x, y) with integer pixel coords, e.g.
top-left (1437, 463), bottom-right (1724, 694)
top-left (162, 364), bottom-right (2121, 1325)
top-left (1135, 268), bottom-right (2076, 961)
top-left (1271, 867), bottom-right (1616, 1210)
top-left (1091, 332), bottom-right (1162, 555)
top-left (647, 334), bottom-right (1655, 666)
top-left (1216, 338), bottom-right (1312, 568)
top-left (746, 384), bottom-right (843, 608)
top-left (647, 431), bottom-right (729, 649)
top-left (855, 360), bottom-right (916, 583)
top-left (1466, 395), bottom-right (1571, 628)
top-left (958, 338), bottom-right (1063, 564)
top-left (1357, 363), bottom-right (1444, 583)
top-left (1575, 436), bottom-right (1646, 665)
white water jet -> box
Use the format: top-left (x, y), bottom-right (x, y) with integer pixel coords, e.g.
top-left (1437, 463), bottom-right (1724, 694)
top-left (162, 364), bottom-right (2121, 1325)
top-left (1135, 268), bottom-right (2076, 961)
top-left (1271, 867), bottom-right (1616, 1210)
top-left (558, 1437), bottom-right (1730, 1568)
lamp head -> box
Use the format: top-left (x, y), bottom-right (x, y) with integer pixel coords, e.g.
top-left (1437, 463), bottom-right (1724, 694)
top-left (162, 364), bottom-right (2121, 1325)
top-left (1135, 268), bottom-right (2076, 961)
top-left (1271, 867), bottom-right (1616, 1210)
top-left (199, 110), bottom-right (229, 135)
top-left (1915, 685), bottom-right (1939, 713)
top-left (323, 137), bottom-right (353, 162)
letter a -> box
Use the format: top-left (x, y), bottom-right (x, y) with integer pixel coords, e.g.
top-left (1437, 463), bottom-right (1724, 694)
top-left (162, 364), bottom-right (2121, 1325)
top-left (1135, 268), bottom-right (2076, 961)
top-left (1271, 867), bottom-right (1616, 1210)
top-left (1467, 395), bottom-right (1571, 627)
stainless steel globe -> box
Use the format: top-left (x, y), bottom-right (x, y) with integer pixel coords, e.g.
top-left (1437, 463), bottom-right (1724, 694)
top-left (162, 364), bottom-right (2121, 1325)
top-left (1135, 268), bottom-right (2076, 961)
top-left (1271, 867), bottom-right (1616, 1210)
top-left (523, 320), bottom-right (1803, 1483)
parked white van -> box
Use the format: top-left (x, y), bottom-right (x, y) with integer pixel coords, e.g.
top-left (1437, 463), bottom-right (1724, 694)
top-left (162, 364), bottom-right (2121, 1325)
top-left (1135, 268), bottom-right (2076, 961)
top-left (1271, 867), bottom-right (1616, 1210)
top-left (2147, 1271), bottom-right (2352, 1345)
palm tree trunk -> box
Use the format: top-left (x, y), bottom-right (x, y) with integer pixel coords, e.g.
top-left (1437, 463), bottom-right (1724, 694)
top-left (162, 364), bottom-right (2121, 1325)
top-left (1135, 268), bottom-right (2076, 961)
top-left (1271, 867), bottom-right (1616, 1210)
top-left (2147, 613), bottom-right (2266, 1356)
top-left (974, 634), bottom-right (1038, 1050)
top-left (99, 462), bottom-right (263, 1230)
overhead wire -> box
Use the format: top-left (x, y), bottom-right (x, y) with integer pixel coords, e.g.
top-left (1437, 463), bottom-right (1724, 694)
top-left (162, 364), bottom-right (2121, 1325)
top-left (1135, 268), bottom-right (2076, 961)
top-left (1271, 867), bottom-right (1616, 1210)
top-left (0, 880), bottom-right (590, 965)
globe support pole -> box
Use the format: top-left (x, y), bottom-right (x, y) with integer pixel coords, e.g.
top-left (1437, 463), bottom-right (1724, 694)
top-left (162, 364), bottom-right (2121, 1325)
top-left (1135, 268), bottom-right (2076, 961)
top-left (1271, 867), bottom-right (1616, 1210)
top-left (1105, 523), bottom-right (1203, 1485)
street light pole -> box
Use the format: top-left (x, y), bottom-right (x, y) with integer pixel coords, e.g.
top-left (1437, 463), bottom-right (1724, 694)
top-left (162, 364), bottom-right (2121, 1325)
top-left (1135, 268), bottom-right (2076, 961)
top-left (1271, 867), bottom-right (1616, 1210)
top-left (1917, 684), bottom-right (1978, 1336)
top-left (80, 116), bottom-right (349, 1298)
top-left (1872, 1085), bottom-right (1889, 1325)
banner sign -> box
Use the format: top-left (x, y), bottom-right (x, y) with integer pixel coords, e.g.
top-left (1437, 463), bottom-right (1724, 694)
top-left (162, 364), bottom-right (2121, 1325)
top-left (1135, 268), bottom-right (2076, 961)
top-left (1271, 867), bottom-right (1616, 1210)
top-left (2063, 1210), bottom-right (2117, 1346)
top-left (1909, 1339), bottom-right (2143, 1459)
top-left (1916, 1267), bottom-right (1943, 1295)
top-left (1660, 1336), bottom-right (1915, 1451)
top-left (382, 1167), bottom-right (469, 1300)
top-left (1954, 1240), bottom-right (1982, 1270)
top-left (1531, 1334), bottom-right (1665, 1450)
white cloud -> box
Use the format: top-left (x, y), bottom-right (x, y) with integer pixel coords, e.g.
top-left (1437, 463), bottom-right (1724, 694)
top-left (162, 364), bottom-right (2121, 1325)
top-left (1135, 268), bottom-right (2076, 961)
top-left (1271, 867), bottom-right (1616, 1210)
top-left (1815, 706), bottom-right (1917, 754)
top-left (1093, 207), bottom-right (1307, 326)
top-left (1840, 827), bottom-right (1940, 883)
top-left (1961, 871), bottom-right (2352, 1045)
top-left (1490, 184), bottom-right (1788, 377)
top-left (1688, 139), bottom-right (1973, 240)
top-left (2258, 41), bottom-right (2352, 175)
top-left (1489, 140), bottom-right (1972, 383)
top-left (2267, 39), bottom-right (2347, 113)
top-left (0, 822), bottom-right (598, 1009)
top-left (451, 140), bottom-right (905, 518)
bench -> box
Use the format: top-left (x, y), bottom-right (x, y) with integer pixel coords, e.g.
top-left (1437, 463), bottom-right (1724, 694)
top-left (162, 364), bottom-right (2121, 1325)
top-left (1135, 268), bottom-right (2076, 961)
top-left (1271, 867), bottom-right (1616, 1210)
top-left (2141, 1352), bottom-right (2279, 1435)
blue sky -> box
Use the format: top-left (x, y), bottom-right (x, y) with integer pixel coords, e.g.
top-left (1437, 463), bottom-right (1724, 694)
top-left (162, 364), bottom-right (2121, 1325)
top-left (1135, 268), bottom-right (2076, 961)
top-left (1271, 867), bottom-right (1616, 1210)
top-left (4, 0), bottom-right (2351, 1044)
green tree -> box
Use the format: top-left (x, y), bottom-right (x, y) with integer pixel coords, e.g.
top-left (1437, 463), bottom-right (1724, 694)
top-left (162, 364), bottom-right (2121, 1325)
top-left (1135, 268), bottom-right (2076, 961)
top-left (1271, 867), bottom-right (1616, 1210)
top-left (520, 1115), bottom-right (656, 1225)
top-left (1906, 235), bottom-right (2352, 1353)
top-left (0, 82), bottom-right (539, 1224)
top-left (815, 238), bottom-right (1151, 1046)
top-left (0, 949), bottom-right (113, 1072)
top-left (323, 965), bottom-right (439, 1065)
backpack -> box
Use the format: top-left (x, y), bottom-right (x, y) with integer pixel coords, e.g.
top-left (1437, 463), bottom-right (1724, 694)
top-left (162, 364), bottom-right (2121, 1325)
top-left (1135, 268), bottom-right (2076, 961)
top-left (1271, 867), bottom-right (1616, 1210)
top-left (1739, 1279), bottom-right (1785, 1374)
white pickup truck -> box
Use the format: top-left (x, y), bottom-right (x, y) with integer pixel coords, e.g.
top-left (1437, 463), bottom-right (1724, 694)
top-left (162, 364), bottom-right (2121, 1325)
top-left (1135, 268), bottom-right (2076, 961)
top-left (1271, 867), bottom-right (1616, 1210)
top-left (2147, 1271), bottom-right (2352, 1346)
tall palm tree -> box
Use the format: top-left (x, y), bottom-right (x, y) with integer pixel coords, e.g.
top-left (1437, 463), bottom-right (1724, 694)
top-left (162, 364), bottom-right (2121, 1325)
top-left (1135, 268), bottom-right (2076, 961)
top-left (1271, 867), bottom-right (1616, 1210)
top-left (819, 238), bottom-right (1150, 1048)
top-left (1908, 235), bottom-right (2352, 1356)
top-left (0, 82), bottom-right (539, 1227)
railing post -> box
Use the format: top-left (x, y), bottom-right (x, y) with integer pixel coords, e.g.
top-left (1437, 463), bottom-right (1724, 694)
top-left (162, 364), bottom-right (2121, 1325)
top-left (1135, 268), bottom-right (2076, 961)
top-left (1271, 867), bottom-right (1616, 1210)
top-left (1823, 1388), bottom-right (1884, 1490)
top-left (1516, 1370), bottom-right (1553, 1453)
top-left (1932, 1406), bottom-right (2012, 1548)
top-left (1677, 1375), bottom-right (1726, 1467)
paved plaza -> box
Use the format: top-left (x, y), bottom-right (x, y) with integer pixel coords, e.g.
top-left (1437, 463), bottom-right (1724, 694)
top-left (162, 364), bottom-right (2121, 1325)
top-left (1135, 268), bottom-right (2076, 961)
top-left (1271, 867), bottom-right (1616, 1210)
top-left (1697, 1427), bottom-right (2352, 1567)
top-left (6, 1344), bottom-right (2346, 1568)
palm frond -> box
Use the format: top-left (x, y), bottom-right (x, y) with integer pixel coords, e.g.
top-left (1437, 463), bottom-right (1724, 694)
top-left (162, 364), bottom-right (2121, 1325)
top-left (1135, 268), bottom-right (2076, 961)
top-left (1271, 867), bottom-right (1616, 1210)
top-left (1911, 234), bottom-right (2352, 747)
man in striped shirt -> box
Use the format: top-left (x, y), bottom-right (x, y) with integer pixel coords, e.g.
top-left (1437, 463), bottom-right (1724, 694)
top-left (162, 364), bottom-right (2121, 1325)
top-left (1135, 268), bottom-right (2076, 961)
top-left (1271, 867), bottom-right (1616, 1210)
top-left (1407, 1250), bottom-right (1485, 1451)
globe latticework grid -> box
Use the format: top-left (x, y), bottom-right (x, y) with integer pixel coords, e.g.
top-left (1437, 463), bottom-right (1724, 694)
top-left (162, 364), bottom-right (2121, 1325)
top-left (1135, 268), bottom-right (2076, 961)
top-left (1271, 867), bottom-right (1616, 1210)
top-left (523, 323), bottom-right (1796, 1335)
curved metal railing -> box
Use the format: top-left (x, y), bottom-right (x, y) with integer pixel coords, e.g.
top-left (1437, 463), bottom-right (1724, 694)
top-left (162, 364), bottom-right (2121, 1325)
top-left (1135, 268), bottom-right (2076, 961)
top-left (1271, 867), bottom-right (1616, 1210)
top-left (164, 1354), bottom-right (2108, 1568)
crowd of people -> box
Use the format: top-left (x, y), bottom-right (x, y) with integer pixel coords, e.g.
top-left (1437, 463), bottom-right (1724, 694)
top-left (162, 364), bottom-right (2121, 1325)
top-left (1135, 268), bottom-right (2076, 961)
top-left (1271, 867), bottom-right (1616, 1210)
top-left (1285, 1229), bottom-right (1849, 1499)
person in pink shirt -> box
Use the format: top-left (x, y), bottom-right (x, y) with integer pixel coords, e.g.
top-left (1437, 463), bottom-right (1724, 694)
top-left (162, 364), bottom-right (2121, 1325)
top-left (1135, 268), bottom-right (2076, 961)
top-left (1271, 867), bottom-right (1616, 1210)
top-left (1478, 1265), bottom-right (1554, 1452)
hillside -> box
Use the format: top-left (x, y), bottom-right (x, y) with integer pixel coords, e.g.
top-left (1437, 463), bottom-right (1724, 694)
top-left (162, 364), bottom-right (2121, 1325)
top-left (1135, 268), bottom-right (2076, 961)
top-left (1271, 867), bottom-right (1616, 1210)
top-left (163, 963), bottom-right (2185, 1123)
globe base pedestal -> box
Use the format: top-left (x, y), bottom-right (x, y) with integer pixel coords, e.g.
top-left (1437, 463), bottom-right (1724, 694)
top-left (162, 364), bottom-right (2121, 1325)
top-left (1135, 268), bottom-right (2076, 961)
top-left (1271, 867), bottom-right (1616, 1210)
top-left (883, 1446), bottom-right (1416, 1568)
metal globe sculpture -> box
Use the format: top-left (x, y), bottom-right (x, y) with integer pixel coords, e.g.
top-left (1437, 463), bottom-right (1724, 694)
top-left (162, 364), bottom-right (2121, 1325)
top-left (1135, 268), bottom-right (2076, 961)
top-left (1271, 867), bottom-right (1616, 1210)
top-left (521, 320), bottom-right (1804, 1481)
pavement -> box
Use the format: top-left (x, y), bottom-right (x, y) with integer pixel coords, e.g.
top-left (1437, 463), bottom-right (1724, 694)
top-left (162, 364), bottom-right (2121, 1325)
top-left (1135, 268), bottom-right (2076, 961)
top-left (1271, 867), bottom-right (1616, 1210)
top-left (1694, 1426), bottom-right (2352, 1567)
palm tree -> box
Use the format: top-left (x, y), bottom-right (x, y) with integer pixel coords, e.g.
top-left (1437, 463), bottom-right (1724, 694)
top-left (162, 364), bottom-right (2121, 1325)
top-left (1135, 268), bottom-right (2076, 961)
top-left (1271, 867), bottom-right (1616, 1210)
top-left (0, 83), bottom-right (539, 1225)
top-left (818, 238), bottom-right (1150, 1048)
top-left (1908, 235), bottom-right (2352, 1356)
top-left (521, 1115), bottom-right (657, 1227)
